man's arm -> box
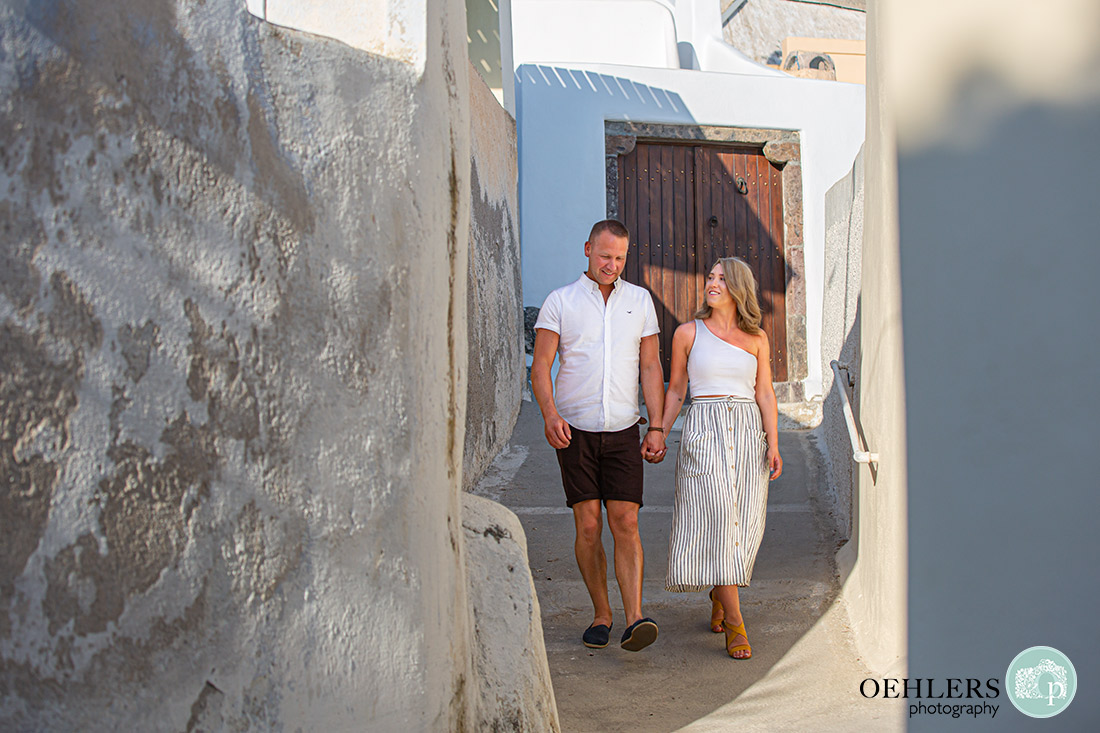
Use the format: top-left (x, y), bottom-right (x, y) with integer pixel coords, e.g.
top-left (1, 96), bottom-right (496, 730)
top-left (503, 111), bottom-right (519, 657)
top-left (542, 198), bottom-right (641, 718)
top-left (531, 327), bottom-right (571, 449)
top-left (639, 333), bottom-right (666, 462)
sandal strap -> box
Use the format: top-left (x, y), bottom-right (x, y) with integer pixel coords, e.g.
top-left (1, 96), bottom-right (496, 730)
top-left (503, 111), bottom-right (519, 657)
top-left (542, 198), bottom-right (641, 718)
top-left (709, 590), bottom-right (724, 624)
top-left (722, 620), bottom-right (751, 655)
top-left (721, 620), bottom-right (747, 637)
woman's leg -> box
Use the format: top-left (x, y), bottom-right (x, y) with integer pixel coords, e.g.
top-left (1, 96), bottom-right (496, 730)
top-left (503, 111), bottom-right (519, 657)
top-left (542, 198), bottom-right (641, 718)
top-left (714, 585), bottom-right (751, 659)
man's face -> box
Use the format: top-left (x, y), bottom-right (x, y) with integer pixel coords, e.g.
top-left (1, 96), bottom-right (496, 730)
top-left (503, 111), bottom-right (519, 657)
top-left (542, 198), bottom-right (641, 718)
top-left (584, 231), bottom-right (629, 286)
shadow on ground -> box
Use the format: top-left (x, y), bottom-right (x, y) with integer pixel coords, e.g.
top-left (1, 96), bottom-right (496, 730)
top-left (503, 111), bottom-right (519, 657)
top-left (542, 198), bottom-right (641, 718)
top-left (474, 401), bottom-right (905, 732)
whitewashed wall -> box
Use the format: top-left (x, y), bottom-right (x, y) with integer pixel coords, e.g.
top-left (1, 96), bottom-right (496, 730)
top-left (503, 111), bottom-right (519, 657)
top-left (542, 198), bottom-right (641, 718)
top-left (512, 0), bottom-right (680, 69)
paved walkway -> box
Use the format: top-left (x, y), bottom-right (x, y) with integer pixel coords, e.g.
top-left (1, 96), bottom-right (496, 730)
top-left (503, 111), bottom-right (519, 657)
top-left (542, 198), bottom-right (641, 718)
top-left (472, 400), bottom-right (906, 732)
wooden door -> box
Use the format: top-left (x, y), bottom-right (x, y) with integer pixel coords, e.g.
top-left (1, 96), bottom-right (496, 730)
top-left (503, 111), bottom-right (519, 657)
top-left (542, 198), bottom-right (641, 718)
top-left (618, 141), bottom-right (787, 382)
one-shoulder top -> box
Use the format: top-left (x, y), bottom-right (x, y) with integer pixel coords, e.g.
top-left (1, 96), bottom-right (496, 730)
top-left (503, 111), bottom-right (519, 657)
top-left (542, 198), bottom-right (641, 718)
top-left (687, 319), bottom-right (757, 399)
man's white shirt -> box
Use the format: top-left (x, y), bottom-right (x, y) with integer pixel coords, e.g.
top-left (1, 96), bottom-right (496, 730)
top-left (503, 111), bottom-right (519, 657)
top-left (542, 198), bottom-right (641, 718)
top-left (535, 275), bottom-right (660, 432)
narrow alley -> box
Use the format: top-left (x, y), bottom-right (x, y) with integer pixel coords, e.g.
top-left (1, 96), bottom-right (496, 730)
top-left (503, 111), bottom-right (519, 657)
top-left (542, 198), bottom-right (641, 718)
top-left (473, 400), bottom-right (905, 732)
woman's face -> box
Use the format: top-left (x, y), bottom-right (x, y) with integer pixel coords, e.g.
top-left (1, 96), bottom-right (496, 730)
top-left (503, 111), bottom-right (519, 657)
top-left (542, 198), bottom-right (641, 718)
top-left (705, 262), bottom-right (733, 307)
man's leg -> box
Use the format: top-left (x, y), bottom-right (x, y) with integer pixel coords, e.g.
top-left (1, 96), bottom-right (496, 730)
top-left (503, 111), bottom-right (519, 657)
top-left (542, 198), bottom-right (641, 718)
top-left (572, 499), bottom-right (613, 626)
top-left (606, 500), bottom-right (644, 626)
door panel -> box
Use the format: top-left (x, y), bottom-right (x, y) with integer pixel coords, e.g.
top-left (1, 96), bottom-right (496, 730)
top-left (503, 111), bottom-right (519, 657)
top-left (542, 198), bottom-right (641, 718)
top-left (619, 142), bottom-right (787, 381)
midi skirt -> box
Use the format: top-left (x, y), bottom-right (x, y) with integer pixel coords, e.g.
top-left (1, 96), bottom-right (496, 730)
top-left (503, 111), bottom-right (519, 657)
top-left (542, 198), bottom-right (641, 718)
top-left (666, 396), bottom-right (770, 591)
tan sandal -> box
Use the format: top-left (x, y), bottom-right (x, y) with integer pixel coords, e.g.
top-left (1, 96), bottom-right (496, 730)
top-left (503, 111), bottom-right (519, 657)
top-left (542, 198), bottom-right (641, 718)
top-left (708, 588), bottom-right (724, 633)
top-left (722, 620), bottom-right (752, 659)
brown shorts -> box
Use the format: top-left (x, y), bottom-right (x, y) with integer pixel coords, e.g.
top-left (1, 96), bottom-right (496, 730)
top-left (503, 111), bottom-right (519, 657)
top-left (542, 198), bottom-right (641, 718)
top-left (555, 423), bottom-right (644, 508)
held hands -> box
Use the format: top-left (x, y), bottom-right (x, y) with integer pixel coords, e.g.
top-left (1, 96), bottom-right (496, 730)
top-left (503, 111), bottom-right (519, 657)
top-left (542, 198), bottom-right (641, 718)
top-left (543, 413), bottom-right (572, 449)
top-left (641, 429), bottom-right (667, 463)
top-left (767, 445), bottom-right (783, 480)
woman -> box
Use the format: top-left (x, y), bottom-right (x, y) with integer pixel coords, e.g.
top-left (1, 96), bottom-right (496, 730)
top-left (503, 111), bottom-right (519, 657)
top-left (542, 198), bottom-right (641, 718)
top-left (658, 257), bottom-right (782, 659)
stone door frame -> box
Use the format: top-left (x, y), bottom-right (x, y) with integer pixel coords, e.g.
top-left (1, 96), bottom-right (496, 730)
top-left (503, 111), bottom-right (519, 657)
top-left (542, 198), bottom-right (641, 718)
top-left (604, 121), bottom-right (807, 401)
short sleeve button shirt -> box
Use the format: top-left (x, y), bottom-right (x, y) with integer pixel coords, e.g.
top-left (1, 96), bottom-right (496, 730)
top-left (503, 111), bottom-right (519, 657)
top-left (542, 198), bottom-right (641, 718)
top-left (534, 275), bottom-right (660, 432)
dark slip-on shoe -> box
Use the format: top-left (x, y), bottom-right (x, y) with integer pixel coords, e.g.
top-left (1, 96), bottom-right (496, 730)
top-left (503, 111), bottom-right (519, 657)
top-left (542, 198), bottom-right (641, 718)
top-left (582, 623), bottom-right (612, 648)
top-left (620, 618), bottom-right (658, 652)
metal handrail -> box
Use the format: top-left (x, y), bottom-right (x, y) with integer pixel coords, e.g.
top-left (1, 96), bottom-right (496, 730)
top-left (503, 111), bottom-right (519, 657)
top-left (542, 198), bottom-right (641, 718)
top-left (830, 360), bottom-right (879, 464)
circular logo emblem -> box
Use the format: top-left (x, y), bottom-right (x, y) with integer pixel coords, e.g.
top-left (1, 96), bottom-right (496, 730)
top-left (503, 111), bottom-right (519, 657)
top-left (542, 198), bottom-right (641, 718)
top-left (1006, 646), bottom-right (1077, 718)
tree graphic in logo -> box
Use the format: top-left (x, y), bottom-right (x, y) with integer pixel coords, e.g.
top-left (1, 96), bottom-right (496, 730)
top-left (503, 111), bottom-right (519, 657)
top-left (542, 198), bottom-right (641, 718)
top-left (1013, 659), bottom-right (1068, 703)
top-left (1006, 646), bottom-right (1077, 718)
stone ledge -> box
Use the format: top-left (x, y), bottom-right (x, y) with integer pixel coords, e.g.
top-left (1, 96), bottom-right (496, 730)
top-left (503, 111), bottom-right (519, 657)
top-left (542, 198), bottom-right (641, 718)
top-left (463, 494), bottom-right (561, 732)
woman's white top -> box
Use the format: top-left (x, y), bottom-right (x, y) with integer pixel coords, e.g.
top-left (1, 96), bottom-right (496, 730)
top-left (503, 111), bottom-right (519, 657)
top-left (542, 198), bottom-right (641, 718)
top-left (687, 319), bottom-right (757, 399)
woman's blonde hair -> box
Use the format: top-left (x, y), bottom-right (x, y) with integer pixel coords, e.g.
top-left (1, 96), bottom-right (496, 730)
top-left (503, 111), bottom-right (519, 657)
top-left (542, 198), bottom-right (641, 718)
top-left (692, 257), bottom-right (763, 335)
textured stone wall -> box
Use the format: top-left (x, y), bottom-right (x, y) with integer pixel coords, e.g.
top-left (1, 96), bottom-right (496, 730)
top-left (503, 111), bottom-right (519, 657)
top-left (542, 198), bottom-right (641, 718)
top-left (464, 64), bottom-right (522, 491)
top-left (722, 0), bottom-right (866, 65)
top-left (0, 0), bottom-right (489, 728)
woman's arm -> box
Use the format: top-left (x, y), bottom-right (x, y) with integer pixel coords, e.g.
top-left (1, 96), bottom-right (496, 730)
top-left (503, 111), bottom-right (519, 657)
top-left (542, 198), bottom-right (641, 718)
top-left (753, 331), bottom-right (783, 479)
top-left (659, 322), bottom-right (695, 433)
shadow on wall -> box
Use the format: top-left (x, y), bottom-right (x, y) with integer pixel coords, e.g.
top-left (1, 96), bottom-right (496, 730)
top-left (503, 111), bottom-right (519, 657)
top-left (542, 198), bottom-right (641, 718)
top-left (517, 65), bottom-right (691, 117)
top-left (822, 301), bottom-right (862, 577)
top-left (464, 156), bottom-right (523, 490)
top-left (818, 142), bottom-right (864, 544)
top-left (901, 91), bottom-right (1100, 725)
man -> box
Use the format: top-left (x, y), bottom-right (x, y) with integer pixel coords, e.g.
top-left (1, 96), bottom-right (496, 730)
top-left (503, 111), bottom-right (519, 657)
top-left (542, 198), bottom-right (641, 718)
top-left (531, 219), bottom-right (667, 652)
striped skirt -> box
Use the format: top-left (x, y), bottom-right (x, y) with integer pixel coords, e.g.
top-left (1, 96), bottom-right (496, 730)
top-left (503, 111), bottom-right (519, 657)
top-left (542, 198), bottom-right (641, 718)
top-left (665, 396), bottom-right (770, 591)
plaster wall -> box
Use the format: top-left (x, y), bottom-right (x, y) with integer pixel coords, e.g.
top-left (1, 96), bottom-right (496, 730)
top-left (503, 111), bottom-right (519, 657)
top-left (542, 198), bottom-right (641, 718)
top-left (511, 0), bottom-right (680, 70)
top-left (0, 0), bottom-right (500, 728)
top-left (464, 63), bottom-right (523, 491)
top-left (831, 0), bottom-right (906, 676)
top-left (819, 143), bottom-right (862, 540)
top-left (516, 61), bottom-right (865, 396)
top-left (883, 0), bottom-right (1100, 727)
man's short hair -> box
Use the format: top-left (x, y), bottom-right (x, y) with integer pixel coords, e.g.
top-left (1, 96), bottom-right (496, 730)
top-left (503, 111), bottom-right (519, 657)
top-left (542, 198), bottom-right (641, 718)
top-left (588, 219), bottom-right (629, 243)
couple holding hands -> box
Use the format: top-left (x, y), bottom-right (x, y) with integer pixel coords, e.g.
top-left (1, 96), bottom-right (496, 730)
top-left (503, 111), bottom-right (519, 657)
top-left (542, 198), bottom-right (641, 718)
top-left (531, 219), bottom-right (782, 660)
